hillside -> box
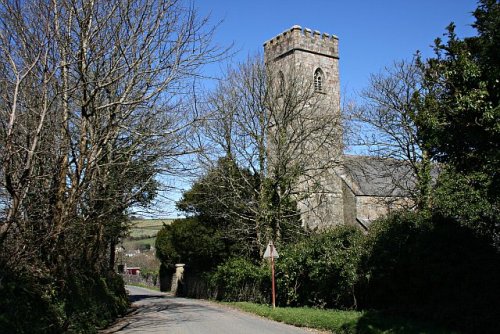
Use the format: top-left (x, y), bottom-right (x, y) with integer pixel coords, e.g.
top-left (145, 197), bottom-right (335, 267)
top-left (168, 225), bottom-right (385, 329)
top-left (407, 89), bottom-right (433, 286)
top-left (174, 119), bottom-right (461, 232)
top-left (122, 218), bottom-right (174, 251)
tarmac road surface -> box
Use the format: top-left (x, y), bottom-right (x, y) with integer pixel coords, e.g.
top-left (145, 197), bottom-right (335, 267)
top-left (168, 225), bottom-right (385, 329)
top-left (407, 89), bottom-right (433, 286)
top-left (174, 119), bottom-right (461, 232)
top-left (100, 285), bottom-right (319, 334)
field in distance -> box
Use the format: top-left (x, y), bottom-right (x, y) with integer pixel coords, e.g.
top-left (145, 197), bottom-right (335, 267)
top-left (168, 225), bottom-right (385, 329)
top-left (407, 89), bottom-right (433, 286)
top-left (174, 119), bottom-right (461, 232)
top-left (122, 218), bottom-right (174, 251)
top-left (129, 218), bottom-right (174, 238)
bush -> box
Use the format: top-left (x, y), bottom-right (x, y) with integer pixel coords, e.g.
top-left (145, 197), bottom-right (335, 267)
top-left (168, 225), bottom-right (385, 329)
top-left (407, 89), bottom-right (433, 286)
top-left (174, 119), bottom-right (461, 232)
top-left (276, 226), bottom-right (364, 309)
top-left (208, 258), bottom-right (270, 303)
top-left (63, 271), bottom-right (129, 333)
top-left (360, 211), bottom-right (500, 333)
top-left (155, 218), bottom-right (227, 273)
top-left (0, 268), bottom-right (128, 334)
top-left (0, 271), bottom-right (65, 334)
top-left (432, 169), bottom-right (499, 247)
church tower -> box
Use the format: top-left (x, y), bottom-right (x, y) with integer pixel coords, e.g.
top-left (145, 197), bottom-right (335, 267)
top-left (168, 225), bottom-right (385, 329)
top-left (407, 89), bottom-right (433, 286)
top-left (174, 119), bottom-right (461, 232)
top-left (264, 25), bottom-right (340, 109)
top-left (264, 26), bottom-right (344, 228)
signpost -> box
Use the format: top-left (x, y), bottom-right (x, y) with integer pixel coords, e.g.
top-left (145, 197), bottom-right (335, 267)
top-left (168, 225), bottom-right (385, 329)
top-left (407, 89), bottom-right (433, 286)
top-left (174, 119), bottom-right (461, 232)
top-left (263, 241), bottom-right (279, 308)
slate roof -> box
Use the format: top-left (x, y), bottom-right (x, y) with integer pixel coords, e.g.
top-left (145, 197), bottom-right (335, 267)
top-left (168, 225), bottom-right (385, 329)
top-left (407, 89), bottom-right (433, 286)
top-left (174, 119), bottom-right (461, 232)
top-left (338, 155), bottom-right (418, 197)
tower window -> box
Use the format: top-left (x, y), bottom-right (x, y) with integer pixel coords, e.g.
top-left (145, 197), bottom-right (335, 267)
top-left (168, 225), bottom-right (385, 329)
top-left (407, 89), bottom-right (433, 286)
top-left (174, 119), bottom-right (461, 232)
top-left (314, 68), bottom-right (324, 92)
top-left (278, 71), bottom-right (285, 96)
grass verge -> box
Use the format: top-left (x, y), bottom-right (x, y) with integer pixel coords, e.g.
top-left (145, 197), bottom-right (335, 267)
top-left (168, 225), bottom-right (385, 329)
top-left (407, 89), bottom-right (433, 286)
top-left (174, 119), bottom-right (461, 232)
top-left (226, 302), bottom-right (457, 334)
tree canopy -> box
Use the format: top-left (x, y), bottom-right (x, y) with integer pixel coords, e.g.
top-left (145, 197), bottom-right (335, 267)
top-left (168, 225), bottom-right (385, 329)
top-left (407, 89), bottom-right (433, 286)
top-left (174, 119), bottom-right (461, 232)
top-left (417, 0), bottom-right (499, 183)
top-left (0, 0), bottom-right (224, 331)
top-left (414, 0), bottom-right (500, 244)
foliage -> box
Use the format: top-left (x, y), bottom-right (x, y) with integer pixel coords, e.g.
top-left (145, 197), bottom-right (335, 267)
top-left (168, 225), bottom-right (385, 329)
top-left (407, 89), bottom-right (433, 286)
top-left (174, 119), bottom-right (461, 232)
top-left (0, 0), bottom-right (224, 331)
top-left (0, 269), bottom-right (128, 334)
top-left (155, 224), bottom-right (179, 267)
top-left (432, 168), bottom-right (499, 244)
top-left (359, 211), bottom-right (500, 333)
top-left (208, 258), bottom-right (270, 303)
top-left (63, 272), bottom-right (129, 333)
top-left (417, 1), bottom-right (499, 175)
top-left (0, 270), bottom-right (65, 333)
top-left (228, 302), bottom-right (456, 334)
top-left (155, 218), bottom-right (227, 273)
top-left (415, 0), bottom-right (499, 242)
top-left (346, 8), bottom-right (500, 332)
top-left (177, 157), bottom-right (303, 260)
top-left (177, 158), bottom-right (257, 221)
top-left (200, 210), bottom-right (500, 333)
top-left (276, 226), bottom-right (364, 308)
top-left (177, 158), bottom-right (262, 258)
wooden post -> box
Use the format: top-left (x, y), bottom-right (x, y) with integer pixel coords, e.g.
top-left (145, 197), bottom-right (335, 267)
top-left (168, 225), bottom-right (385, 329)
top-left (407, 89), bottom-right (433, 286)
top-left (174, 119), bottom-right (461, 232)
top-left (263, 241), bottom-right (279, 309)
top-left (270, 242), bottom-right (276, 309)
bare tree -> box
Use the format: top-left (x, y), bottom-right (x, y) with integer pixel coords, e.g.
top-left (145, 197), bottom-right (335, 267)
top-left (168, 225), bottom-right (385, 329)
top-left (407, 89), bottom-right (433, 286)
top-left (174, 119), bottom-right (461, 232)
top-left (185, 55), bottom-right (342, 253)
top-left (346, 58), bottom-right (432, 209)
top-left (0, 0), bottom-right (225, 304)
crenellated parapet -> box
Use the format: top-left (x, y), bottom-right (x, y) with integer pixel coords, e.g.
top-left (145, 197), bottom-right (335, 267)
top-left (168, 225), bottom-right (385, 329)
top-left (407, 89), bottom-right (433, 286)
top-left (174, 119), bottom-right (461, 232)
top-left (264, 25), bottom-right (339, 62)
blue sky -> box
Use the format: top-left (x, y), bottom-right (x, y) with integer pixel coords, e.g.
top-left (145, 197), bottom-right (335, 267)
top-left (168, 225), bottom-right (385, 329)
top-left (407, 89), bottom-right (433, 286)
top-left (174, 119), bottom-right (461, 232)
top-left (156, 1), bottom-right (479, 217)
top-left (196, 0), bottom-right (478, 95)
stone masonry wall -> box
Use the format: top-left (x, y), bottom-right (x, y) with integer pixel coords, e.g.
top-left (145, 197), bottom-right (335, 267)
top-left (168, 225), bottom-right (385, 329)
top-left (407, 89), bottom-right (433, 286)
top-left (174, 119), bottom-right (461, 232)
top-left (264, 26), bottom-right (343, 229)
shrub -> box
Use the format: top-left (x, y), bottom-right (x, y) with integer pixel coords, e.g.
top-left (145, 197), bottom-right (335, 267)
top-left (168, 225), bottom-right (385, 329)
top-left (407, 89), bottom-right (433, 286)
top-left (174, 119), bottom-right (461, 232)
top-left (208, 258), bottom-right (270, 303)
top-left (276, 225), bottom-right (364, 309)
top-left (0, 268), bottom-right (128, 334)
top-left (360, 211), bottom-right (500, 333)
top-left (155, 218), bottom-right (227, 273)
top-left (63, 271), bottom-right (129, 333)
top-left (0, 271), bottom-right (65, 334)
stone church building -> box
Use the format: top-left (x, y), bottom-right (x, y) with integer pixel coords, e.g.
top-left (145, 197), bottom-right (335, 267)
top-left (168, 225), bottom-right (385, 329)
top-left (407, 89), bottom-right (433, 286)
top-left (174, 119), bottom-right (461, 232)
top-left (264, 26), bottom-right (413, 230)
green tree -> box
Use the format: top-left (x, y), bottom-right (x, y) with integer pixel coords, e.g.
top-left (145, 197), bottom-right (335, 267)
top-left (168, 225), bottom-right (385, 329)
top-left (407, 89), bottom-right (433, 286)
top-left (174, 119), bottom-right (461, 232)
top-left (208, 258), bottom-right (270, 303)
top-left (417, 0), bottom-right (499, 191)
top-left (416, 0), bottom-right (499, 243)
top-left (177, 157), bottom-right (262, 258)
top-left (155, 218), bottom-right (227, 274)
top-left (177, 156), bottom-right (303, 260)
top-left (432, 167), bottom-right (498, 244)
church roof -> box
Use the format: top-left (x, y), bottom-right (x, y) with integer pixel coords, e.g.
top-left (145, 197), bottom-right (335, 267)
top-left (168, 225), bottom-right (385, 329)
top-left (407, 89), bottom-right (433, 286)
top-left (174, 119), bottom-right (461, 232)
top-left (338, 155), bottom-right (418, 197)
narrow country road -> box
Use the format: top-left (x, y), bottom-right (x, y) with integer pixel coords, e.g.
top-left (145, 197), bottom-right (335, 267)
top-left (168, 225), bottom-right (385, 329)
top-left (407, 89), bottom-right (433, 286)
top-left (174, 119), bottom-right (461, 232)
top-left (100, 285), bottom-right (318, 334)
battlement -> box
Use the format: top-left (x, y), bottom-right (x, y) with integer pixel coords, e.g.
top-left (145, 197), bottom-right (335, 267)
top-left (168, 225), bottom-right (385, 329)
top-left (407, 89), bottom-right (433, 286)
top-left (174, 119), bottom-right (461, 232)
top-left (264, 25), bottom-right (339, 62)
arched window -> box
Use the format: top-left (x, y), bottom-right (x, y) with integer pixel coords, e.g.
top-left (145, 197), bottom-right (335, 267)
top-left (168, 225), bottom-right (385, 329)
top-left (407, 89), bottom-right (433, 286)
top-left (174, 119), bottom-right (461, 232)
top-left (278, 71), bottom-right (285, 96)
top-left (314, 68), bottom-right (324, 92)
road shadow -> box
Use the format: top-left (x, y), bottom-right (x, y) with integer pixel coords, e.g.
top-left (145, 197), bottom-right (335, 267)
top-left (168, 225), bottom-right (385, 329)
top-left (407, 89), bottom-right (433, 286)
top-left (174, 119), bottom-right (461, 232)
top-left (128, 293), bottom-right (166, 303)
top-left (101, 288), bottom-right (229, 333)
top-left (102, 297), bottom-right (227, 333)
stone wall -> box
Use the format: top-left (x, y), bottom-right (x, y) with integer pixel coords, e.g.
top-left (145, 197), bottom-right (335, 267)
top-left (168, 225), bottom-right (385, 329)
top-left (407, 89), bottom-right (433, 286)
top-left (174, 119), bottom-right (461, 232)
top-left (356, 196), bottom-right (414, 225)
top-left (264, 25), bottom-right (343, 229)
top-left (122, 273), bottom-right (160, 289)
top-left (342, 179), bottom-right (357, 227)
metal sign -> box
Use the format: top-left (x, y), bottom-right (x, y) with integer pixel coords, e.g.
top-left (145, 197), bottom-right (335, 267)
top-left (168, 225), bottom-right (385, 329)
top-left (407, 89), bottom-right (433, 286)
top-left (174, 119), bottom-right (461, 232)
top-left (263, 242), bottom-right (279, 259)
